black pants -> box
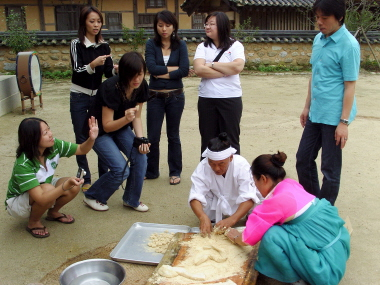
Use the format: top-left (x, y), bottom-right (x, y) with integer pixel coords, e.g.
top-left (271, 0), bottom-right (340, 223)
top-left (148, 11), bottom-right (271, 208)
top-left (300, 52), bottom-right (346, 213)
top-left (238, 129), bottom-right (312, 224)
top-left (198, 97), bottom-right (242, 156)
top-left (296, 120), bottom-right (342, 205)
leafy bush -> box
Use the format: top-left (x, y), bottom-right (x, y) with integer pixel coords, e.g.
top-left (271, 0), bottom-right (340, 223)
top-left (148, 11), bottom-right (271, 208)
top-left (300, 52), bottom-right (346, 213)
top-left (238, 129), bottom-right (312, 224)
top-left (361, 60), bottom-right (380, 72)
top-left (122, 27), bottom-right (147, 51)
top-left (4, 8), bottom-right (36, 54)
top-left (233, 18), bottom-right (259, 43)
top-left (256, 65), bottom-right (310, 72)
top-left (42, 70), bottom-right (72, 80)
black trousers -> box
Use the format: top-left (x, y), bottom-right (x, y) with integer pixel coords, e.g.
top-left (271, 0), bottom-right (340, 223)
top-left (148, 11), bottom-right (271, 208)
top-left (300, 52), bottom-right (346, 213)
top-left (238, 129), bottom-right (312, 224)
top-left (198, 96), bottom-right (242, 156)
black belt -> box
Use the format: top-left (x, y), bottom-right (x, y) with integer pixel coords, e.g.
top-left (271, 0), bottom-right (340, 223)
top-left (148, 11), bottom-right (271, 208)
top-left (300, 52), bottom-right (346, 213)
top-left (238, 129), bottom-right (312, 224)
top-left (149, 88), bottom-right (183, 99)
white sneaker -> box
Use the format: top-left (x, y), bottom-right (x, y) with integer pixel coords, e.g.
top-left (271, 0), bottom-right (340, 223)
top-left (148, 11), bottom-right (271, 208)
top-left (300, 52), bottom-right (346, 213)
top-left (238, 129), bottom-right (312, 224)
top-left (83, 197), bottom-right (109, 211)
top-left (123, 201), bottom-right (149, 212)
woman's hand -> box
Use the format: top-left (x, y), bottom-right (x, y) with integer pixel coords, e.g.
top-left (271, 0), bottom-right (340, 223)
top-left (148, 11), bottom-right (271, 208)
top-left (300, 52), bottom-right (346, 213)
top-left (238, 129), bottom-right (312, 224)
top-left (124, 107), bottom-right (137, 122)
top-left (225, 228), bottom-right (241, 244)
top-left (88, 116), bottom-right (99, 140)
top-left (187, 68), bottom-right (196, 77)
top-left (138, 143), bottom-right (151, 154)
top-left (62, 177), bottom-right (83, 191)
top-left (93, 54), bottom-right (111, 67)
top-left (113, 64), bottom-right (119, 74)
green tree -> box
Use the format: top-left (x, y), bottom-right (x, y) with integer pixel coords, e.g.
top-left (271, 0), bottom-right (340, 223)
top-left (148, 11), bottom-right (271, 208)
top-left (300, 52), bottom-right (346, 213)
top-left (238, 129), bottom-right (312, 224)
top-left (4, 8), bottom-right (36, 54)
top-left (345, 0), bottom-right (380, 32)
top-left (233, 18), bottom-right (259, 43)
top-left (122, 27), bottom-right (147, 52)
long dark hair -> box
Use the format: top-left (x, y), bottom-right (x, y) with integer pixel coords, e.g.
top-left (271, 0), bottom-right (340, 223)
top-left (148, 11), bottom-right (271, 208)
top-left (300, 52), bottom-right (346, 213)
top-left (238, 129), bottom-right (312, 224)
top-left (153, 10), bottom-right (180, 50)
top-left (78, 6), bottom-right (104, 44)
top-left (204, 11), bottom-right (235, 49)
top-left (118, 52), bottom-right (146, 94)
top-left (16, 118), bottom-right (52, 160)
top-left (251, 151), bottom-right (287, 182)
top-left (208, 132), bottom-right (231, 152)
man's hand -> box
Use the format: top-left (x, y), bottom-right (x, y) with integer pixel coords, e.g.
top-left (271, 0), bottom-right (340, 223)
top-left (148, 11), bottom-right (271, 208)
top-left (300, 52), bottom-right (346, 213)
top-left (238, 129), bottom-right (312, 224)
top-left (199, 215), bottom-right (213, 237)
top-left (335, 123), bottom-right (348, 149)
top-left (215, 216), bottom-right (236, 230)
top-left (300, 107), bottom-right (309, 128)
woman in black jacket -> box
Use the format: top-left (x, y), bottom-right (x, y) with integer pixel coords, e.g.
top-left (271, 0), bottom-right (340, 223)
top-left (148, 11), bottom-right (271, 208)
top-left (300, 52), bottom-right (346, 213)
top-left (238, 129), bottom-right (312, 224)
top-left (70, 5), bottom-right (116, 191)
top-left (145, 10), bottom-right (191, 185)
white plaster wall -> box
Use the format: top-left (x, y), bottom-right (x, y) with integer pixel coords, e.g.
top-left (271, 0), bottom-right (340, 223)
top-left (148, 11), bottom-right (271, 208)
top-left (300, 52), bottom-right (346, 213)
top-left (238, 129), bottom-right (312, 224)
top-left (0, 75), bottom-right (20, 116)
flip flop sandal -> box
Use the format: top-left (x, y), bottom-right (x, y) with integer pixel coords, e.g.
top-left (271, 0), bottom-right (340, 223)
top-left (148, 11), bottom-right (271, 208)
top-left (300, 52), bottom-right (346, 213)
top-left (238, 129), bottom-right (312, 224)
top-left (45, 213), bottom-right (75, 224)
top-left (170, 176), bottom-right (181, 185)
top-left (26, 226), bottom-right (50, 238)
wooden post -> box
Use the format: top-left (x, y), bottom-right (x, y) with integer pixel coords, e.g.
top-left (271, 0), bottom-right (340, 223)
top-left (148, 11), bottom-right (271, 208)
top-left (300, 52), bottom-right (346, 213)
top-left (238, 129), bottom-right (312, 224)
top-left (20, 92), bottom-right (26, 115)
top-left (20, 91), bottom-right (42, 115)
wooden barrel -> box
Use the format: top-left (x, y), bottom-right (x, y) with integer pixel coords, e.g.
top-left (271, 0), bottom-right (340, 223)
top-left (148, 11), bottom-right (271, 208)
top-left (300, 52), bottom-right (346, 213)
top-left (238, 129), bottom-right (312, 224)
top-left (16, 51), bottom-right (42, 96)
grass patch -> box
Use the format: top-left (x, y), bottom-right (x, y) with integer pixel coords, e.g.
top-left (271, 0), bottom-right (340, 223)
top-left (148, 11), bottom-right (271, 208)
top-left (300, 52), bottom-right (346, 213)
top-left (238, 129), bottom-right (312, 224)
top-left (245, 63), bottom-right (311, 72)
top-left (361, 60), bottom-right (380, 72)
top-left (42, 70), bottom-right (72, 80)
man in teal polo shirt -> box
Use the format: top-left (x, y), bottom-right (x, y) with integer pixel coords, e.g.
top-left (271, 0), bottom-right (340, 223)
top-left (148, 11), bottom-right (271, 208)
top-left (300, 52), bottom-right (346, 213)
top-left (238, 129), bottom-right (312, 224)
top-left (296, 0), bottom-right (360, 205)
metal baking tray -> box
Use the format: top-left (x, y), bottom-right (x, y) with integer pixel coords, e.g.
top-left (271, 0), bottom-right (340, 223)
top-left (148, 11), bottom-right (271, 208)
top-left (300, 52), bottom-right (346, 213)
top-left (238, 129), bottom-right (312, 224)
top-left (110, 222), bottom-right (192, 265)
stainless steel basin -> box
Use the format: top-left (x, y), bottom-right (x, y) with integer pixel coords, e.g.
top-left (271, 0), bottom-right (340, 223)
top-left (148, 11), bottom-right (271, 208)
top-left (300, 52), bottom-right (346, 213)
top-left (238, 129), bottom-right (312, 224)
top-left (59, 259), bottom-right (126, 285)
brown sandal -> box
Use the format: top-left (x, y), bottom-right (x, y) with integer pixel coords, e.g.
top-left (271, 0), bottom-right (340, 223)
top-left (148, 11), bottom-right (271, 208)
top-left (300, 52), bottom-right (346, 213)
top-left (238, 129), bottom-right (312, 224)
top-left (45, 213), bottom-right (75, 224)
top-left (26, 226), bottom-right (50, 238)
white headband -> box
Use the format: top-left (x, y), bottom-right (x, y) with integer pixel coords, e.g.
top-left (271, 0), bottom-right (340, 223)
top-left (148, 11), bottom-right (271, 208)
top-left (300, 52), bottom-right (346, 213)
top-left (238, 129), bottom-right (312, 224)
top-left (201, 146), bottom-right (237, 161)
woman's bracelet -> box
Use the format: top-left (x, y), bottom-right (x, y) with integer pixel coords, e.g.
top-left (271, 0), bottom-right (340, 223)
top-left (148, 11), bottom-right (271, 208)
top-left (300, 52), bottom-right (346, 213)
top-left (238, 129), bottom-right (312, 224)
top-left (62, 179), bottom-right (75, 191)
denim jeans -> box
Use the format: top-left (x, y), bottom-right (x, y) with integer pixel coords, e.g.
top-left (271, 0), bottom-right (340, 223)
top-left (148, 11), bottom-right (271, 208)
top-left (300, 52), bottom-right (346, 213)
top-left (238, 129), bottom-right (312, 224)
top-left (70, 92), bottom-right (108, 184)
top-left (146, 92), bottom-right (184, 178)
top-left (84, 126), bottom-right (147, 206)
top-left (296, 119), bottom-right (342, 205)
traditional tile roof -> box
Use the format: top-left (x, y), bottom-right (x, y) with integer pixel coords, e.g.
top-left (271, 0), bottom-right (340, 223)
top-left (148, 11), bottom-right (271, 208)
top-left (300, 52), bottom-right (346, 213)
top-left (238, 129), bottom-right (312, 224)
top-left (229, 0), bottom-right (314, 7)
top-left (0, 30), bottom-right (379, 46)
top-left (180, 0), bottom-right (313, 15)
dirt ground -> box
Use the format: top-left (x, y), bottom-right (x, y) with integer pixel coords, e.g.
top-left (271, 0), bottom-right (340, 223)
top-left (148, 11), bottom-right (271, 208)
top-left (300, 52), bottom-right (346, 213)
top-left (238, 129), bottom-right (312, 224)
top-left (0, 72), bottom-right (379, 285)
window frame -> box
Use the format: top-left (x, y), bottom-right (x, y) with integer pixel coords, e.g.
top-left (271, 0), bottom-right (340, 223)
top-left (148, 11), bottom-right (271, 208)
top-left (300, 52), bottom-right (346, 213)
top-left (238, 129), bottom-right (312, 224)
top-left (5, 6), bottom-right (26, 30)
top-left (137, 13), bottom-right (156, 29)
top-left (146, 0), bottom-right (166, 9)
top-left (55, 5), bottom-right (83, 31)
top-left (105, 12), bottom-right (122, 31)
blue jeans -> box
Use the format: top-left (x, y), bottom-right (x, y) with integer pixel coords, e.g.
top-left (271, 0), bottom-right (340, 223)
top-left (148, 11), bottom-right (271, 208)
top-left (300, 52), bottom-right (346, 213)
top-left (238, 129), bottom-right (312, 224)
top-left (84, 126), bottom-right (147, 206)
top-left (146, 92), bottom-right (184, 178)
top-left (296, 119), bottom-right (342, 205)
top-left (70, 92), bottom-right (108, 184)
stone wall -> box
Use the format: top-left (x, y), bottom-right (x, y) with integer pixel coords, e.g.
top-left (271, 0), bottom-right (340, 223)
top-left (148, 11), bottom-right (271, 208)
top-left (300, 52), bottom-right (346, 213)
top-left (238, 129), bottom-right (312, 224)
top-left (0, 42), bottom-right (379, 72)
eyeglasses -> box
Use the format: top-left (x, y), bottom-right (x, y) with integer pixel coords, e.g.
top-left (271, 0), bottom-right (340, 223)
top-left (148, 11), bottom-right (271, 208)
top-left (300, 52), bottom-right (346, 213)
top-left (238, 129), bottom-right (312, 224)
top-left (204, 23), bottom-right (216, 28)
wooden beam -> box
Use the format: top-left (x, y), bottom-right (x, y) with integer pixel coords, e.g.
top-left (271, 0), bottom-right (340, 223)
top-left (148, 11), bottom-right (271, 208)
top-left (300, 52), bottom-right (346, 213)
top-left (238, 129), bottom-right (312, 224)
top-left (38, 0), bottom-right (45, 31)
top-left (133, 0), bottom-right (138, 28)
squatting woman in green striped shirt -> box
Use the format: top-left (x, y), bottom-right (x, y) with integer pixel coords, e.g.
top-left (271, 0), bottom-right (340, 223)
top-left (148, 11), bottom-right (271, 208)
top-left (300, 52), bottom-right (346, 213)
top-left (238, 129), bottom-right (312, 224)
top-left (5, 116), bottom-right (98, 238)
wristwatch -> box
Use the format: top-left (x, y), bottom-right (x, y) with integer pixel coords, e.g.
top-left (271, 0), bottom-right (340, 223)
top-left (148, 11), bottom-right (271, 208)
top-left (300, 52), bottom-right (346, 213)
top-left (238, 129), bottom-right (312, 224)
top-left (339, 119), bottom-right (349, 126)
